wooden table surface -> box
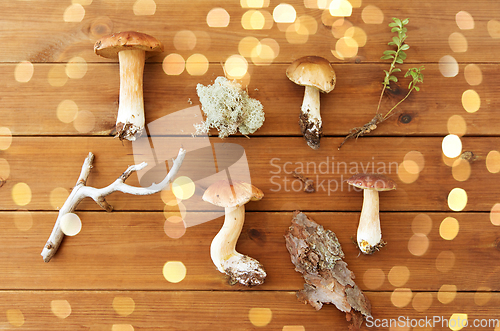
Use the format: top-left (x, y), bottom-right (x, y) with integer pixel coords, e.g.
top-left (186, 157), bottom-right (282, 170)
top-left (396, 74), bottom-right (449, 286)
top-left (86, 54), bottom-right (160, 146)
top-left (2, 0), bottom-right (500, 330)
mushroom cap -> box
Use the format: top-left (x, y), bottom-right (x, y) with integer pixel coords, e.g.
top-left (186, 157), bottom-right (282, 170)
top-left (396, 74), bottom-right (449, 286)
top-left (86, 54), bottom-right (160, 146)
top-left (286, 56), bottom-right (336, 93)
top-left (202, 180), bottom-right (264, 208)
top-left (94, 31), bottom-right (164, 59)
top-left (347, 173), bottom-right (396, 191)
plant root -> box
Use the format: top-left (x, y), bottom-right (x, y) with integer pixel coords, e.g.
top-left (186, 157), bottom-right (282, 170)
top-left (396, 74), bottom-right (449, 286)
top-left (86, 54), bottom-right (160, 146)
top-left (338, 114), bottom-right (384, 150)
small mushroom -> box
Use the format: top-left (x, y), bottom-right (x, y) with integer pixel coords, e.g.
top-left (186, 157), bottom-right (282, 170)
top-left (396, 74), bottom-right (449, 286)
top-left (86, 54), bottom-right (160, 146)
top-left (203, 180), bottom-right (266, 286)
top-left (347, 173), bottom-right (396, 254)
top-left (286, 56), bottom-right (336, 150)
top-left (95, 31), bottom-right (163, 141)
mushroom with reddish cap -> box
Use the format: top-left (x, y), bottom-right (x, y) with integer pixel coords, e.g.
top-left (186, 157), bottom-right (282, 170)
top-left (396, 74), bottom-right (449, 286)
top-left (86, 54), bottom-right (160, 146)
top-left (286, 56), bottom-right (336, 150)
top-left (202, 180), bottom-right (266, 286)
top-left (347, 173), bottom-right (396, 254)
top-left (94, 31), bottom-right (163, 141)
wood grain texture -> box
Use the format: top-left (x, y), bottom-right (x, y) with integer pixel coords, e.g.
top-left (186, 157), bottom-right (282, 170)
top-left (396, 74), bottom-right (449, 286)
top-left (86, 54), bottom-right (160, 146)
top-left (2, 211), bottom-right (499, 292)
top-left (0, 290), bottom-right (498, 330)
top-left (0, 63), bottom-right (495, 136)
top-left (0, 136), bottom-right (497, 212)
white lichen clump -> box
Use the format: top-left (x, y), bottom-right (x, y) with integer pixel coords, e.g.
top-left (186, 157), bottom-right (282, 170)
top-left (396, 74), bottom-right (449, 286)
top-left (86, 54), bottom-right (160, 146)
top-left (195, 76), bottom-right (265, 138)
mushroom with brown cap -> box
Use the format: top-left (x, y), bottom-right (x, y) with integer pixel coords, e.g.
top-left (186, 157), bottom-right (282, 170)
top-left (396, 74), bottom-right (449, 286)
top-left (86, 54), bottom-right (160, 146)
top-left (286, 56), bottom-right (336, 150)
top-left (202, 180), bottom-right (266, 286)
top-left (347, 173), bottom-right (396, 254)
top-left (94, 31), bottom-right (163, 141)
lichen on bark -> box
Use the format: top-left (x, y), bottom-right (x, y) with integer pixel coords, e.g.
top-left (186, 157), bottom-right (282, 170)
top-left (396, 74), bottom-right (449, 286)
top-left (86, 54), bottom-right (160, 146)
top-left (285, 211), bottom-right (372, 331)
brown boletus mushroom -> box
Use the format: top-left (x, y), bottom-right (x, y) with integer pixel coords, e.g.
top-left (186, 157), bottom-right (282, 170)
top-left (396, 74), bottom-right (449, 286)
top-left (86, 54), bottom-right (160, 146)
top-left (347, 173), bottom-right (396, 254)
top-left (286, 56), bottom-right (336, 150)
top-left (94, 31), bottom-right (163, 141)
top-left (202, 180), bottom-right (266, 286)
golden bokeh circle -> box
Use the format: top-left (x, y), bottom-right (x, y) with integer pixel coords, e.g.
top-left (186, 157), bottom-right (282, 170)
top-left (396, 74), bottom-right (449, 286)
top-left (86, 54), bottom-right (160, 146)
top-left (451, 158), bottom-right (471, 182)
top-left (412, 214), bottom-right (432, 235)
top-left (447, 188), bottom-right (468, 211)
top-left (362, 268), bottom-right (385, 290)
top-left (163, 54), bottom-right (185, 75)
top-left (408, 234), bottom-right (429, 256)
top-left (112, 296), bottom-right (135, 316)
top-left (388, 266), bottom-right (410, 287)
top-left (51, 300), bottom-right (72, 319)
top-left (447, 115), bottom-right (467, 136)
top-left (412, 292), bottom-right (433, 312)
top-left (486, 150), bottom-right (500, 173)
top-left (163, 261), bottom-right (187, 283)
top-left (0, 127), bottom-right (13, 151)
top-left (248, 307), bottom-right (273, 327)
top-left (437, 284), bottom-right (457, 304)
top-left (390, 288), bottom-right (413, 308)
top-left (12, 182), bottom-right (32, 206)
top-left (435, 250), bottom-right (455, 273)
top-left (186, 54), bottom-right (209, 76)
top-left (439, 217), bottom-right (459, 240)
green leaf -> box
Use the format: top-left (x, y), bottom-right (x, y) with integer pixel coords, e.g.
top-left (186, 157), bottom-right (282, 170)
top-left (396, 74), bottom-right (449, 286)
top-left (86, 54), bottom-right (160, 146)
top-left (389, 75), bottom-right (398, 82)
top-left (414, 86), bottom-right (420, 91)
top-left (383, 50), bottom-right (397, 55)
top-left (395, 58), bottom-right (404, 64)
top-left (398, 51), bottom-right (407, 60)
top-left (393, 68), bottom-right (402, 73)
top-left (381, 55), bottom-right (394, 60)
top-left (402, 18), bottom-right (410, 25)
top-left (400, 44), bottom-right (410, 50)
top-left (392, 36), bottom-right (400, 45)
top-left (389, 22), bottom-right (399, 28)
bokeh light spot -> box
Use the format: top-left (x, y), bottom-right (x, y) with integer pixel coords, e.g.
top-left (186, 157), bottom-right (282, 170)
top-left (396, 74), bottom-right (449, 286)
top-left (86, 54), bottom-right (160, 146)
top-left (282, 326), bottom-right (305, 331)
top-left (449, 313), bottom-right (468, 331)
top-left (442, 134), bottom-right (462, 158)
top-left (12, 182), bottom-right (32, 206)
top-left (388, 266), bottom-right (410, 287)
top-left (163, 54), bottom-right (185, 75)
top-left (456, 11), bottom-right (474, 30)
top-left (48, 65), bottom-right (68, 87)
top-left (439, 217), bottom-right (459, 240)
top-left (239, 36), bottom-right (260, 57)
top-left (72, 0), bottom-right (93, 5)
top-left (14, 211), bottom-right (33, 232)
top-left (164, 217), bottom-right (187, 239)
top-left (397, 162), bottom-right (419, 184)
top-left (391, 288), bottom-right (413, 308)
top-left (404, 151), bottom-right (425, 174)
top-left (51, 300), bottom-right (72, 319)
top-left (447, 188), bottom-right (467, 211)
top-left (249, 308), bottom-right (273, 327)
top-left (345, 26), bottom-right (367, 47)
top-left (451, 158), bottom-right (471, 182)
top-left (174, 30), bottom-right (197, 51)
top-left (164, 201), bottom-right (187, 220)
top-left (161, 187), bottom-right (179, 206)
top-left (331, 18), bottom-right (353, 38)
top-left (295, 15), bottom-right (318, 35)
top-left (412, 292), bottom-right (432, 312)
top-left (408, 233), bottom-right (429, 256)
top-left (464, 64), bottom-right (482, 86)
top-left (112, 325), bottom-right (134, 331)
top-left (335, 37), bottom-right (358, 59)
top-left (186, 54), bottom-right (209, 76)
top-left (133, 0), bottom-right (156, 16)
top-left (286, 24), bottom-right (309, 44)
top-left (362, 268), bottom-right (385, 290)
top-left (448, 32), bottom-right (468, 53)
top-left (207, 7), bottom-right (230, 27)
top-left (64, 4), bottom-right (85, 22)
top-left (447, 115), bottom-right (467, 136)
top-left (60, 213), bottom-right (82, 236)
top-left (436, 251), bottom-right (455, 273)
top-left (113, 297), bottom-right (135, 316)
top-left (329, 0), bottom-right (352, 17)
top-left (0, 127), bottom-right (13, 150)
top-left (15, 61), bottom-right (34, 83)
top-left (57, 99), bottom-right (79, 123)
top-left (73, 110), bottom-right (95, 133)
top-left (439, 55), bottom-right (459, 77)
top-left (241, 0), bottom-right (268, 8)
top-left (474, 287), bottom-right (492, 306)
top-left (486, 150), bottom-right (500, 173)
top-left (461, 89), bottom-right (480, 113)
top-left (490, 203), bottom-right (500, 226)
top-left (224, 55), bottom-right (248, 79)
top-left (50, 187), bottom-right (70, 209)
top-left (273, 3), bottom-right (296, 23)
top-left (6, 309), bottom-right (24, 327)
top-left (438, 284), bottom-right (457, 304)
top-left (412, 214), bottom-right (432, 235)
top-left (487, 20), bottom-right (500, 38)
top-left (66, 57), bottom-right (87, 79)
top-left (163, 261), bottom-right (187, 283)
top-left (361, 5), bottom-right (384, 24)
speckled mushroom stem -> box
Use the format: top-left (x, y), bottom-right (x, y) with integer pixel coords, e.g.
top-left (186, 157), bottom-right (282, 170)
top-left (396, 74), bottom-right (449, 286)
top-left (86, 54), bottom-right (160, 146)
top-left (116, 49), bottom-right (146, 141)
top-left (299, 85), bottom-right (322, 150)
top-left (210, 205), bottom-right (266, 286)
top-left (357, 189), bottom-right (384, 254)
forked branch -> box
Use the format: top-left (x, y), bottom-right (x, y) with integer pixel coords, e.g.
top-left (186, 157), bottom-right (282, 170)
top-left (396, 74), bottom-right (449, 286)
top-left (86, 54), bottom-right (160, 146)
top-left (41, 148), bottom-right (186, 262)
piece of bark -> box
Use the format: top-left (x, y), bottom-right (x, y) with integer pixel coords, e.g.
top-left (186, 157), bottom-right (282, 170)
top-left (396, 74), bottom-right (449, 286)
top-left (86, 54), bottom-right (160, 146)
top-left (285, 211), bottom-right (372, 331)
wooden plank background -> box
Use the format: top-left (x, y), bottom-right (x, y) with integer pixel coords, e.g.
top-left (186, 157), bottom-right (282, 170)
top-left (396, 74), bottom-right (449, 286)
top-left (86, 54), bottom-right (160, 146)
top-left (1, 0), bottom-right (500, 330)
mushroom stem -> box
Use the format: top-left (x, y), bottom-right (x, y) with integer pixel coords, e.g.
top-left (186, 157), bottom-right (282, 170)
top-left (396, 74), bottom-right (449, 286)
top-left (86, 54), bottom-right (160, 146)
top-left (210, 205), bottom-right (266, 286)
top-left (299, 85), bottom-right (322, 150)
top-left (357, 189), bottom-right (383, 254)
top-left (116, 49), bottom-right (146, 141)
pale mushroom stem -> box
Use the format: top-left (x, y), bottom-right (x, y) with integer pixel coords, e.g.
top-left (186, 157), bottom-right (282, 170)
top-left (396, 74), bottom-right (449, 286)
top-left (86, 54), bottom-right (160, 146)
top-left (210, 205), bottom-right (266, 286)
top-left (116, 49), bottom-right (146, 141)
top-left (357, 188), bottom-right (383, 254)
top-left (300, 85), bottom-right (322, 150)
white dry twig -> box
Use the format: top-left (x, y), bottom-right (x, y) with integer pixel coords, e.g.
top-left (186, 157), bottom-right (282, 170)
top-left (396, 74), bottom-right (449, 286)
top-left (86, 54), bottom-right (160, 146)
top-left (41, 148), bottom-right (186, 262)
